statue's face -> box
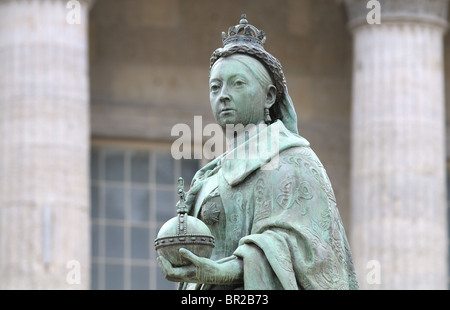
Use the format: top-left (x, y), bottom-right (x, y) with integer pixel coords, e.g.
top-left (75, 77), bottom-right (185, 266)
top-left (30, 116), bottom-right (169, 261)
top-left (209, 57), bottom-right (268, 129)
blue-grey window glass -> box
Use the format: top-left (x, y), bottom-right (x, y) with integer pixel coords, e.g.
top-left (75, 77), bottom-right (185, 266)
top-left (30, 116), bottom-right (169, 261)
top-left (91, 185), bottom-right (100, 219)
top-left (90, 146), bottom-right (200, 290)
top-left (91, 223), bottom-right (100, 258)
top-left (130, 188), bottom-right (150, 222)
top-left (181, 159), bottom-right (199, 188)
top-left (105, 186), bottom-right (125, 220)
top-left (155, 151), bottom-right (174, 185)
top-left (131, 151), bottom-right (150, 183)
top-left (156, 189), bottom-right (176, 223)
top-left (91, 262), bottom-right (100, 290)
top-left (131, 227), bottom-right (149, 259)
top-left (105, 264), bottom-right (124, 290)
top-left (104, 148), bottom-right (125, 182)
top-left (105, 225), bottom-right (124, 259)
top-left (131, 266), bottom-right (150, 290)
top-left (156, 266), bottom-right (177, 290)
top-left (90, 149), bottom-right (100, 181)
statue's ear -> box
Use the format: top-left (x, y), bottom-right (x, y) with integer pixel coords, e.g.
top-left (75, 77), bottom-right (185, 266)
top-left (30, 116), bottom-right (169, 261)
top-left (265, 84), bottom-right (277, 109)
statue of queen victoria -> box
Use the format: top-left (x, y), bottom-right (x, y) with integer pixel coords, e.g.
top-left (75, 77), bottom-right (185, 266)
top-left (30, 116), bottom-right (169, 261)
top-left (156, 14), bottom-right (359, 290)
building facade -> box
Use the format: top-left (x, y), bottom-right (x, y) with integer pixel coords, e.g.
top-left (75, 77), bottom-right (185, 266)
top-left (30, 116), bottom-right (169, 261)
top-left (0, 0), bottom-right (448, 289)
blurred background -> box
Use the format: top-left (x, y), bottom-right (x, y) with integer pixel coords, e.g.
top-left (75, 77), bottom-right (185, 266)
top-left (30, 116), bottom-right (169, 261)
top-left (0, 0), bottom-right (449, 289)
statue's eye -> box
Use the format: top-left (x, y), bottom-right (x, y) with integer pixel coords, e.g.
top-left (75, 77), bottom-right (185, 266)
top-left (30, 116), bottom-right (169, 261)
top-left (234, 80), bottom-right (245, 87)
top-left (210, 84), bottom-right (220, 92)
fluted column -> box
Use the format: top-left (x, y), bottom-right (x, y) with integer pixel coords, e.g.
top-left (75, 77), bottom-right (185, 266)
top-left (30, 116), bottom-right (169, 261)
top-left (345, 0), bottom-right (448, 289)
top-left (0, 0), bottom-right (93, 289)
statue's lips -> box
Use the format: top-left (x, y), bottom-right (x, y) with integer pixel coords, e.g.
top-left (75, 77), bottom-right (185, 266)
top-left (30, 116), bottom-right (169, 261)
top-left (220, 108), bottom-right (235, 114)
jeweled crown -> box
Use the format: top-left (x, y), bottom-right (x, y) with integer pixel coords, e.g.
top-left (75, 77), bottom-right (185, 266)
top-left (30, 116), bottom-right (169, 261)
top-left (221, 14), bottom-right (266, 48)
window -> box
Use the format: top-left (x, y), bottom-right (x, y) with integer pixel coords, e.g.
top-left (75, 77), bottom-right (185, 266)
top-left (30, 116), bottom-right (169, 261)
top-left (90, 144), bottom-right (200, 289)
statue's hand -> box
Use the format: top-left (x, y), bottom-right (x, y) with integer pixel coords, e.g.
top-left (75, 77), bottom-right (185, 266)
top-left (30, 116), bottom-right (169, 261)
top-left (156, 253), bottom-right (197, 283)
top-left (157, 248), bottom-right (243, 285)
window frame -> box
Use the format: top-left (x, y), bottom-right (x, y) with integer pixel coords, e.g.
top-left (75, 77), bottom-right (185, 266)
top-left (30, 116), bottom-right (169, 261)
top-left (90, 139), bottom-right (201, 290)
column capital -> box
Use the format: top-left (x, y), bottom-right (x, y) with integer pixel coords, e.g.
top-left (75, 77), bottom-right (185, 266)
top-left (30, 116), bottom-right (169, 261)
top-left (344, 0), bottom-right (449, 30)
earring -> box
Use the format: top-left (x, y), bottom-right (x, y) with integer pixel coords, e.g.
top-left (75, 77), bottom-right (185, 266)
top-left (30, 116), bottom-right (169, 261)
top-left (264, 107), bottom-right (272, 125)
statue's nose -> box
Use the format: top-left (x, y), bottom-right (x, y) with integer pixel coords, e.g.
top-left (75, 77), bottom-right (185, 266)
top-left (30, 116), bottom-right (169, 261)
top-left (219, 88), bottom-right (231, 103)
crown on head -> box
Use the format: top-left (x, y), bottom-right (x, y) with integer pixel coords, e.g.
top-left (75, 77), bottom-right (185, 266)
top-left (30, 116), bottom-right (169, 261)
top-left (221, 14), bottom-right (266, 48)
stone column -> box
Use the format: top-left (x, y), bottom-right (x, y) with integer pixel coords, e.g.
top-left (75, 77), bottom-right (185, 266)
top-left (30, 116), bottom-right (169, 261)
top-left (0, 0), bottom-right (93, 289)
top-left (344, 0), bottom-right (448, 289)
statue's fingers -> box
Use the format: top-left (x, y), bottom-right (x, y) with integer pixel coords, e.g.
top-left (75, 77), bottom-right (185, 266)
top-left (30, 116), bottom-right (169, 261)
top-left (157, 256), bottom-right (174, 278)
top-left (157, 255), bottom-right (170, 267)
top-left (158, 256), bottom-right (186, 282)
top-left (179, 248), bottom-right (202, 267)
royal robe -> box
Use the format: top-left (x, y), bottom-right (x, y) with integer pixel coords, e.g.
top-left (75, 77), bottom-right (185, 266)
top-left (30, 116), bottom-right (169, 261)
top-left (180, 120), bottom-right (359, 290)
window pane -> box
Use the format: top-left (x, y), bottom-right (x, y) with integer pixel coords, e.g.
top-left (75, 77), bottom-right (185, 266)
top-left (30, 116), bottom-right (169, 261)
top-left (131, 227), bottom-right (149, 259)
top-left (131, 151), bottom-right (150, 183)
top-left (105, 225), bottom-right (124, 259)
top-left (155, 152), bottom-right (174, 185)
top-left (90, 145), bottom-right (194, 290)
top-left (130, 188), bottom-right (149, 222)
top-left (156, 189), bottom-right (176, 222)
top-left (90, 148), bottom-right (100, 180)
top-left (105, 186), bottom-right (125, 220)
top-left (105, 263), bottom-right (124, 290)
top-left (90, 185), bottom-right (100, 219)
top-left (91, 223), bottom-right (100, 258)
top-left (181, 159), bottom-right (200, 189)
top-left (131, 265), bottom-right (150, 290)
top-left (156, 268), bottom-right (177, 290)
top-left (104, 148), bottom-right (125, 182)
top-left (91, 262), bottom-right (100, 290)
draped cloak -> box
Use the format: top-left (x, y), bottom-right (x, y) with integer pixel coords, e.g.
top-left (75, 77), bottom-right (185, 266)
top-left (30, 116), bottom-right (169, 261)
top-left (179, 120), bottom-right (359, 290)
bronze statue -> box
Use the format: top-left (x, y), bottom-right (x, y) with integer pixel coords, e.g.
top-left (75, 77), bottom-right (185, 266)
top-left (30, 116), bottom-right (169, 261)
top-left (156, 14), bottom-right (359, 290)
